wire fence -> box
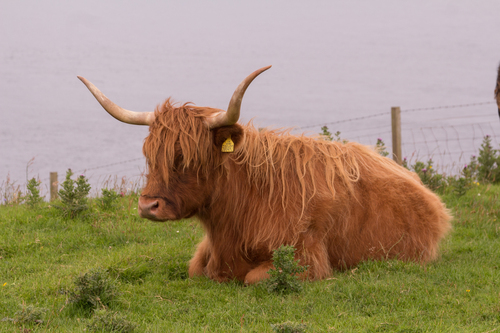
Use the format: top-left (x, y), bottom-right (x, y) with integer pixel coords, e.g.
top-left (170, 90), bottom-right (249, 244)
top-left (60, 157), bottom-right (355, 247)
top-left (2, 100), bottom-right (498, 201)
top-left (298, 101), bottom-right (499, 174)
top-left (47, 101), bottom-right (500, 178)
top-left (46, 100), bottom-right (500, 181)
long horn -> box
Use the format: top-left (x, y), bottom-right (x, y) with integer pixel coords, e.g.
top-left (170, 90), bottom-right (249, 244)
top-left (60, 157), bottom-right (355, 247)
top-left (77, 76), bottom-right (154, 126)
top-left (207, 65), bottom-right (272, 129)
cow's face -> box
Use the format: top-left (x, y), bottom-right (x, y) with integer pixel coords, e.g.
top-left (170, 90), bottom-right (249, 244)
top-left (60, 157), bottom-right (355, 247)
top-left (138, 121), bottom-right (244, 222)
top-left (138, 164), bottom-right (209, 221)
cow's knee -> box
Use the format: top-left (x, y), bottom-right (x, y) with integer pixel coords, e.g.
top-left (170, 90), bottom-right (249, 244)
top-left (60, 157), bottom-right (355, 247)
top-left (297, 238), bottom-right (332, 280)
top-left (244, 261), bottom-right (273, 284)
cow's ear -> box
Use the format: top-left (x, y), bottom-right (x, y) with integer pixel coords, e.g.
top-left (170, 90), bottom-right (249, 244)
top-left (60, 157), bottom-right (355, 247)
top-left (211, 124), bottom-right (245, 153)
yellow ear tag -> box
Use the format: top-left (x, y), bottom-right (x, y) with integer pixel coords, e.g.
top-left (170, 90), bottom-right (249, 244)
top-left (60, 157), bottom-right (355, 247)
top-left (221, 136), bottom-right (234, 153)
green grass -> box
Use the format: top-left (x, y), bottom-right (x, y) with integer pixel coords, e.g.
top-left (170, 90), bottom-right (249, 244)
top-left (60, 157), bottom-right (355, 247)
top-left (1, 187), bottom-right (499, 332)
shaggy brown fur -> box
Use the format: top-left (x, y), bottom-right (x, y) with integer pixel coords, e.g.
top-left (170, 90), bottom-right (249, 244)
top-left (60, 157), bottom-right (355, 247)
top-left (139, 99), bottom-right (452, 283)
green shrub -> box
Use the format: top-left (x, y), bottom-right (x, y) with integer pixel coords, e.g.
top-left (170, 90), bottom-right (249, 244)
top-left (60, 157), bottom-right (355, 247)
top-left (450, 163), bottom-right (477, 197)
top-left (69, 269), bottom-right (119, 310)
top-left (24, 178), bottom-right (43, 208)
top-left (87, 309), bottom-right (136, 333)
top-left (266, 245), bottom-right (307, 295)
top-left (477, 135), bottom-right (500, 183)
top-left (55, 169), bottom-right (91, 218)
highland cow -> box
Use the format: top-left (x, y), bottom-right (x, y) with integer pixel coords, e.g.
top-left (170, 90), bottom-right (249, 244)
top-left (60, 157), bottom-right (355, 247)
top-left (78, 66), bottom-right (451, 284)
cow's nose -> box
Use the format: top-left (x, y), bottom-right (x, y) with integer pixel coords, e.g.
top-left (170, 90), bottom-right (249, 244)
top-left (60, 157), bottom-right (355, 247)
top-left (138, 198), bottom-right (159, 219)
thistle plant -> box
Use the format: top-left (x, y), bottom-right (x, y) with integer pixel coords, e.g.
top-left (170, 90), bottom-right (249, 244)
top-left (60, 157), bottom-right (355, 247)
top-left (411, 159), bottom-right (444, 192)
top-left (375, 138), bottom-right (389, 157)
top-left (320, 126), bottom-right (345, 143)
top-left (320, 126), bottom-right (334, 141)
top-left (402, 157), bottom-right (409, 170)
top-left (55, 169), bottom-right (91, 218)
top-left (266, 245), bottom-right (307, 294)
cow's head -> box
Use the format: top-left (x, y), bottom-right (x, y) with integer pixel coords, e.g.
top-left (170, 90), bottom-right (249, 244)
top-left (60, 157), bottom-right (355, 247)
top-left (78, 66), bottom-right (271, 221)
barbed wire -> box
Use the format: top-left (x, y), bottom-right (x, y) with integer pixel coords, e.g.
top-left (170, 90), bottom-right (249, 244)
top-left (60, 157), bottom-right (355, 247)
top-left (35, 157), bottom-right (145, 185)
top-left (296, 101), bottom-right (496, 131)
top-left (76, 157), bottom-right (144, 173)
top-left (401, 101), bottom-right (496, 113)
top-left (51, 100), bottom-right (496, 176)
top-left (4, 100), bottom-right (498, 189)
top-left (297, 111), bottom-right (390, 130)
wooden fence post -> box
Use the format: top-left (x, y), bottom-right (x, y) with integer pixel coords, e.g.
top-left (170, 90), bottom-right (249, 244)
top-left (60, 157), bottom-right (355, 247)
top-left (50, 172), bottom-right (58, 201)
top-left (391, 107), bottom-right (402, 165)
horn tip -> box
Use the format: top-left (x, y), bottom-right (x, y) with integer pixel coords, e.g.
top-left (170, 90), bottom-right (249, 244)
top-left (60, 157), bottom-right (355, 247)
top-left (77, 76), bottom-right (87, 84)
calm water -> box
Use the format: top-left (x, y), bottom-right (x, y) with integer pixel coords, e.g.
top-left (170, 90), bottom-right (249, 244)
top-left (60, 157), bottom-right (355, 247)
top-left (2, 1), bottom-right (500, 193)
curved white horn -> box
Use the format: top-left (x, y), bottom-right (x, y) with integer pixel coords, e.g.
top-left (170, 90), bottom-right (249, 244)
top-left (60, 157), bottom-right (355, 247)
top-left (77, 76), bottom-right (154, 126)
top-left (207, 65), bottom-right (272, 129)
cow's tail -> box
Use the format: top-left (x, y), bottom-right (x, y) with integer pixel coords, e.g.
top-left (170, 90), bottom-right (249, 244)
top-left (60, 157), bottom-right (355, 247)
top-left (496, 62), bottom-right (500, 119)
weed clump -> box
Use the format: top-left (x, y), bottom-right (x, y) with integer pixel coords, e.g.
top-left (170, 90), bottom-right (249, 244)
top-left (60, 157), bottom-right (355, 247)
top-left (87, 309), bottom-right (136, 332)
top-left (55, 169), bottom-right (91, 218)
top-left (69, 268), bottom-right (119, 310)
top-left (411, 159), bottom-right (445, 192)
top-left (271, 321), bottom-right (307, 333)
top-left (266, 245), bottom-right (307, 294)
top-left (1, 174), bottom-right (22, 206)
top-left (99, 188), bottom-right (121, 211)
top-left (1, 304), bottom-right (48, 326)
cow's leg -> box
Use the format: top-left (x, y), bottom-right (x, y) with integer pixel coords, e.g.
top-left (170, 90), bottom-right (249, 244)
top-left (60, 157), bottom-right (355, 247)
top-left (188, 236), bottom-right (211, 278)
top-left (244, 261), bottom-right (274, 284)
top-left (297, 237), bottom-right (332, 280)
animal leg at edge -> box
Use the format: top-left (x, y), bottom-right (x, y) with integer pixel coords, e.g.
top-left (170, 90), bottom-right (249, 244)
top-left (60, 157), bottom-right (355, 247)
top-left (188, 236), bottom-right (210, 278)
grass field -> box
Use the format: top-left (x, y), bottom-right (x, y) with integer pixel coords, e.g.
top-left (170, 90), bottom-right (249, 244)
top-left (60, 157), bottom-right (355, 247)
top-left (1, 185), bottom-right (499, 332)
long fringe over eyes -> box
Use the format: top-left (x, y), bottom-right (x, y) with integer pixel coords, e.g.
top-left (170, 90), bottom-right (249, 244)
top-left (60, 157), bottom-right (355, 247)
top-left (143, 99), bottom-right (220, 187)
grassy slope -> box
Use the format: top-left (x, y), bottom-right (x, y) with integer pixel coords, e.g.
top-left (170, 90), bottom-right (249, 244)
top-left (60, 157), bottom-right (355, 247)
top-left (0, 187), bottom-right (499, 332)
